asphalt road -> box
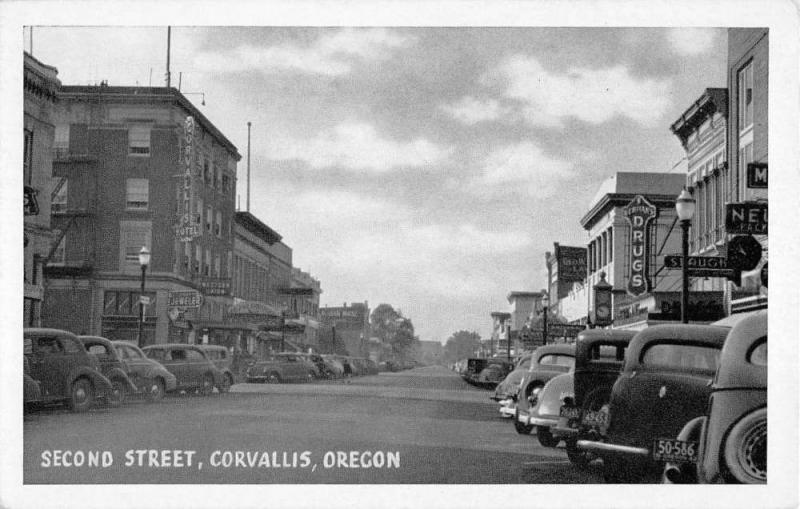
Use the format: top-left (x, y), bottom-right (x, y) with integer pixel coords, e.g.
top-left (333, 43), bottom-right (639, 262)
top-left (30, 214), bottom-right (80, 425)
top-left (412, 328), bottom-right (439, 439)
top-left (23, 366), bottom-right (602, 484)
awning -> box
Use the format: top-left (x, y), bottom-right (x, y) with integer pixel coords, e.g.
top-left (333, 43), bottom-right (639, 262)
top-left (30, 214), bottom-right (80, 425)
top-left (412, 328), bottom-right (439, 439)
top-left (227, 299), bottom-right (282, 317)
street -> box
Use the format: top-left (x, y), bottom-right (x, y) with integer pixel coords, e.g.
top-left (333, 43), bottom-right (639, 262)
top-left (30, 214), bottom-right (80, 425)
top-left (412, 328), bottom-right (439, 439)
top-left (23, 366), bottom-right (602, 484)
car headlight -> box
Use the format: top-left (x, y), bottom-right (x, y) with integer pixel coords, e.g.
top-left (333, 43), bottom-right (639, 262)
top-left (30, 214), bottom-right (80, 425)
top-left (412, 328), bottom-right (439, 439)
top-left (724, 407), bottom-right (767, 484)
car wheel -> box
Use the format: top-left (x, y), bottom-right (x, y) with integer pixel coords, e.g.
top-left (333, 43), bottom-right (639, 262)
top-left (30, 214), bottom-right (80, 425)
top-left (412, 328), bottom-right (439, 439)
top-left (514, 408), bottom-right (533, 435)
top-left (536, 426), bottom-right (559, 447)
top-left (200, 373), bottom-right (214, 396)
top-left (723, 407), bottom-right (767, 484)
top-left (107, 377), bottom-right (127, 407)
top-left (145, 378), bottom-right (165, 402)
top-left (68, 377), bottom-right (94, 413)
top-left (566, 439), bottom-right (592, 467)
top-left (266, 372), bottom-right (281, 384)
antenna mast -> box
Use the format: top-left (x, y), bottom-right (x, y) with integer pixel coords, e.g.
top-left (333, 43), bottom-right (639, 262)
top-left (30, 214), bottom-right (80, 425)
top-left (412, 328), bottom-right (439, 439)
top-left (166, 26), bottom-right (172, 88)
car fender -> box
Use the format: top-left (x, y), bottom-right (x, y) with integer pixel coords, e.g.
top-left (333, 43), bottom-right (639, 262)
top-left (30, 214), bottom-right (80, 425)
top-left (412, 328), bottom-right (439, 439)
top-left (105, 367), bottom-right (138, 392)
top-left (65, 366), bottom-right (114, 396)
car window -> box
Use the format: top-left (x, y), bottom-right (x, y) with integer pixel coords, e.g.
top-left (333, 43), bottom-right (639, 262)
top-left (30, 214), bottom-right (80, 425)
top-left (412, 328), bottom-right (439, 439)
top-left (146, 349), bottom-right (166, 361)
top-left (63, 337), bottom-right (83, 354)
top-left (539, 354), bottom-right (575, 368)
top-left (37, 336), bottom-right (64, 354)
top-left (642, 343), bottom-right (720, 372)
top-left (87, 344), bottom-right (108, 356)
top-left (24, 337), bottom-right (33, 355)
top-left (518, 357), bottom-right (532, 369)
top-left (748, 337), bottom-right (767, 366)
top-left (171, 349), bottom-right (187, 361)
top-left (186, 349), bottom-right (206, 361)
top-left (589, 345), bottom-right (626, 361)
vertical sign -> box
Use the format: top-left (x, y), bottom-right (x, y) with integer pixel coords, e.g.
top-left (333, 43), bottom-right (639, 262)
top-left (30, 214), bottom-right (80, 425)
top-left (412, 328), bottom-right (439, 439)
top-left (623, 195), bottom-right (657, 297)
top-left (177, 116), bottom-right (200, 242)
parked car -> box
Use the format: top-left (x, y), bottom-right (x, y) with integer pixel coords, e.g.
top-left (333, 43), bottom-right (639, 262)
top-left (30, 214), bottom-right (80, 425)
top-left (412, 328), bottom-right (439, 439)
top-left (577, 324), bottom-right (729, 483)
top-left (112, 341), bottom-right (177, 401)
top-left (321, 355), bottom-right (346, 378)
top-left (23, 356), bottom-right (42, 412)
top-left (554, 329), bottom-right (636, 466)
top-left (79, 336), bottom-right (138, 407)
top-left (299, 353), bottom-right (330, 378)
top-left (526, 372), bottom-right (574, 447)
top-left (24, 328), bottom-right (114, 412)
top-left (197, 345), bottom-right (236, 392)
top-left (513, 344), bottom-right (576, 435)
top-left (461, 358), bottom-right (513, 389)
top-left (142, 344), bottom-right (224, 395)
top-left (664, 310), bottom-right (767, 484)
top-left (246, 352), bottom-right (317, 383)
top-left (493, 353), bottom-right (533, 416)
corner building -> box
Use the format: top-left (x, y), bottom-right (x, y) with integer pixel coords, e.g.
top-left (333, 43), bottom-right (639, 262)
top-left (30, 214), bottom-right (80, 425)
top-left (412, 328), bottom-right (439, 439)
top-left (42, 85), bottom-right (240, 345)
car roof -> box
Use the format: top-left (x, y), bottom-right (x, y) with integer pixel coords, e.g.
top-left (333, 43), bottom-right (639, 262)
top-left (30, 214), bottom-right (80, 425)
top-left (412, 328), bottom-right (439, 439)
top-left (533, 343), bottom-right (576, 360)
top-left (196, 344), bottom-right (227, 350)
top-left (624, 323), bottom-right (730, 370)
top-left (142, 343), bottom-right (201, 350)
top-left (716, 310), bottom-right (767, 388)
top-left (24, 328), bottom-right (79, 338)
top-left (78, 335), bottom-right (113, 344)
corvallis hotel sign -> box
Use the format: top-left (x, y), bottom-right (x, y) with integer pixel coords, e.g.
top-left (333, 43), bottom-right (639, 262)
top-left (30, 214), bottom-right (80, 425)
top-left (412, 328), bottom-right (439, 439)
top-left (623, 195), bottom-right (657, 297)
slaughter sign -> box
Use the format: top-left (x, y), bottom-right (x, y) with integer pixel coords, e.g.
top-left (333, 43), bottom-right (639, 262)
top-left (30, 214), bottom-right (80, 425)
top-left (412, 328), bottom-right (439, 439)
top-left (623, 195), bottom-right (657, 297)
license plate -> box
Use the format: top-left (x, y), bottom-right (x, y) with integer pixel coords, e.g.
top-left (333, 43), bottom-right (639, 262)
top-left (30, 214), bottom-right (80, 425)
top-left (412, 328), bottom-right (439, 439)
top-left (653, 439), bottom-right (698, 463)
top-left (559, 405), bottom-right (581, 420)
top-left (582, 410), bottom-right (608, 427)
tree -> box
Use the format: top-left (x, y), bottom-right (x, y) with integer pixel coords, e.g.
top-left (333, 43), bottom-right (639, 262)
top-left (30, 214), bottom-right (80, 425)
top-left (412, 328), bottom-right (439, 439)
top-left (370, 303), bottom-right (419, 361)
top-left (444, 330), bottom-right (482, 364)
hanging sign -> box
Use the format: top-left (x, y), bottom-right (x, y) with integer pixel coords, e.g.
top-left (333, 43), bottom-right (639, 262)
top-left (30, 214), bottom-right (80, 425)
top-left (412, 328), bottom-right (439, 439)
top-left (177, 116), bottom-right (200, 242)
top-left (623, 195), bottom-right (657, 297)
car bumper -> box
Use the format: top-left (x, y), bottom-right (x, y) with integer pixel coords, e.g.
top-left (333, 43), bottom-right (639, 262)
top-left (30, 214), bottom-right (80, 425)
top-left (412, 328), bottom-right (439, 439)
top-left (576, 439), bottom-right (650, 457)
top-left (528, 414), bottom-right (560, 428)
top-left (499, 401), bottom-right (516, 417)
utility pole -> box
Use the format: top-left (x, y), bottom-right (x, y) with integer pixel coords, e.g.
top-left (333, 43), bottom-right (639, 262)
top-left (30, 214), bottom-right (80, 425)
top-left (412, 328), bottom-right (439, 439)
top-left (165, 26), bottom-right (171, 88)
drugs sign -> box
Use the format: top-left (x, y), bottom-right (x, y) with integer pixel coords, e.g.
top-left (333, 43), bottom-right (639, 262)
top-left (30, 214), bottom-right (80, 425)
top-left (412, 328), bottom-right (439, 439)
top-left (624, 195), bottom-right (657, 297)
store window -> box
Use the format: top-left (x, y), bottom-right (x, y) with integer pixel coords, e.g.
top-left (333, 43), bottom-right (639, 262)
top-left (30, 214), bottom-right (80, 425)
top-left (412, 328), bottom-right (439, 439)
top-left (126, 178), bottom-right (149, 210)
top-left (128, 125), bottom-right (151, 156)
top-left (103, 290), bottom-right (157, 316)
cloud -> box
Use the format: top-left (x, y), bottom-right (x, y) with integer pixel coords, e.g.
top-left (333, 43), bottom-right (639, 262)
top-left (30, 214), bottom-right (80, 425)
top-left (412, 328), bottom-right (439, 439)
top-left (264, 121), bottom-right (452, 172)
top-left (495, 55), bottom-right (672, 127)
top-left (471, 141), bottom-right (575, 198)
top-left (666, 28), bottom-right (717, 56)
top-left (440, 96), bottom-right (510, 125)
top-left (194, 28), bottom-right (414, 76)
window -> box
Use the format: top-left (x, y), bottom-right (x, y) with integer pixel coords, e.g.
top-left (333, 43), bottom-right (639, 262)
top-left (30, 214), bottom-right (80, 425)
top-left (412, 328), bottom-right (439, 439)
top-left (52, 180), bottom-right (68, 213)
top-left (171, 349), bottom-right (187, 361)
top-left (183, 242), bottom-right (191, 272)
top-left (126, 179), bottom-right (149, 210)
top-left (589, 344), bottom-right (626, 362)
top-left (186, 349), bottom-right (204, 361)
top-left (215, 211), bottom-right (222, 237)
top-left (24, 129), bottom-right (33, 185)
top-left (214, 255), bottom-right (220, 277)
top-left (641, 343), bottom-right (720, 372)
top-left (119, 220), bottom-right (151, 273)
top-left (195, 198), bottom-right (203, 227)
top-left (54, 124), bottom-right (69, 152)
top-left (739, 143), bottom-right (753, 201)
top-left (206, 206), bottom-right (213, 232)
top-left (103, 290), bottom-right (157, 316)
top-left (738, 62), bottom-right (754, 133)
top-left (748, 337), bottom-right (767, 366)
top-left (203, 159), bottom-right (210, 185)
top-left (128, 125), bottom-right (151, 156)
top-left (36, 336), bottom-right (64, 355)
top-left (204, 249), bottom-right (211, 276)
top-left (213, 165), bottom-right (219, 189)
top-left (608, 228), bottom-right (613, 262)
top-left (222, 174), bottom-right (230, 193)
top-left (50, 230), bottom-right (66, 265)
top-left (195, 245), bottom-right (202, 274)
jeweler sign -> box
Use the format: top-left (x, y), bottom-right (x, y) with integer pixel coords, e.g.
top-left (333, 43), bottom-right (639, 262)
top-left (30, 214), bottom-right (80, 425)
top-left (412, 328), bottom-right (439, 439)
top-left (624, 195), bottom-right (657, 297)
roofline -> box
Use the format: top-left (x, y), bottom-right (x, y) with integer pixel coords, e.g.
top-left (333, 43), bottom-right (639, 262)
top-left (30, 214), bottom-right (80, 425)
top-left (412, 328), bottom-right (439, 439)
top-left (670, 87), bottom-right (728, 148)
top-left (58, 85), bottom-right (241, 160)
top-left (235, 211), bottom-right (283, 245)
top-left (579, 193), bottom-right (680, 230)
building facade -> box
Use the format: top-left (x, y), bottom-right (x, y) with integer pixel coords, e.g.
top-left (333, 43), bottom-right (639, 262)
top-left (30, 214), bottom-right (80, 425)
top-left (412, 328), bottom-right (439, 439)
top-left (319, 302), bottom-right (371, 356)
top-left (24, 52), bottom-right (61, 327)
top-left (544, 243), bottom-right (588, 324)
top-left (489, 311), bottom-right (512, 357)
top-left (42, 85), bottom-right (240, 346)
top-left (287, 267), bottom-right (322, 350)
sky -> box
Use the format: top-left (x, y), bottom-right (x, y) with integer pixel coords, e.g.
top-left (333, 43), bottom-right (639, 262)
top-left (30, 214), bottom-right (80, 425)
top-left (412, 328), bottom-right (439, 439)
top-left (26, 26), bottom-right (728, 343)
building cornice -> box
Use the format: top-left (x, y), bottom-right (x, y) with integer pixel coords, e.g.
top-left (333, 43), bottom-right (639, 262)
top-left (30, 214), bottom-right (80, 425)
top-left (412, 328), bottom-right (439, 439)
top-left (580, 193), bottom-right (679, 230)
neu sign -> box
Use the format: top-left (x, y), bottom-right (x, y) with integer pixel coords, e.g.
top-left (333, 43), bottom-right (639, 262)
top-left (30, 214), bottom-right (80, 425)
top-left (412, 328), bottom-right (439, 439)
top-left (623, 195), bottom-right (657, 297)
top-left (725, 202), bottom-right (767, 235)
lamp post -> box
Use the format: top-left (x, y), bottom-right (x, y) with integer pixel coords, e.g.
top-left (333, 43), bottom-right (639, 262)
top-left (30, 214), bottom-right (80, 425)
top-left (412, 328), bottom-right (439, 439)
top-left (541, 290), bottom-right (550, 346)
top-left (136, 246), bottom-right (150, 348)
top-left (675, 189), bottom-right (696, 324)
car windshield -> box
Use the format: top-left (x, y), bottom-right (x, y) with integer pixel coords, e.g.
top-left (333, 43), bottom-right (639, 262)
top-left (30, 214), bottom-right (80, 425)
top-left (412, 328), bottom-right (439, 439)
top-left (589, 344), bottom-right (625, 361)
top-left (642, 343), bottom-right (720, 372)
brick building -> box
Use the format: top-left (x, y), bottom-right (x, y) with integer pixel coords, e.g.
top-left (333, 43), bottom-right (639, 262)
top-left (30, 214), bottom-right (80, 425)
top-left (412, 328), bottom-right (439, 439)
top-left (23, 53), bottom-right (61, 327)
top-left (319, 302), bottom-right (370, 356)
top-left (42, 85), bottom-right (240, 345)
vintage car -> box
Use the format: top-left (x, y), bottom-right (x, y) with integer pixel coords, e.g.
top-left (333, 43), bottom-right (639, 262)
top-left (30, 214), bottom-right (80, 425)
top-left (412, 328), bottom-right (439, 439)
top-left (526, 372), bottom-right (574, 447)
top-left (301, 353), bottom-right (332, 378)
top-left (197, 345), bottom-right (236, 392)
top-left (79, 336), bottom-right (138, 407)
top-left (492, 353), bottom-right (533, 415)
top-left (461, 358), bottom-right (514, 389)
top-left (577, 324), bottom-right (729, 483)
top-left (142, 344), bottom-right (224, 395)
top-left (24, 328), bottom-right (114, 412)
top-left (321, 355), bottom-right (346, 378)
top-left (512, 344), bottom-right (576, 435)
top-left (553, 329), bottom-right (636, 465)
top-left (664, 310), bottom-right (767, 484)
top-left (23, 356), bottom-right (42, 411)
top-left (246, 352), bottom-right (318, 383)
top-left (112, 341), bottom-right (177, 401)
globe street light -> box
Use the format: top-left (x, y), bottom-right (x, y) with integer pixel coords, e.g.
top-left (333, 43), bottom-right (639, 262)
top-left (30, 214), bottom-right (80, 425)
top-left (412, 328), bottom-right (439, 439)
top-left (675, 189), bottom-right (696, 324)
top-left (541, 290), bottom-right (550, 346)
top-left (137, 246), bottom-right (151, 348)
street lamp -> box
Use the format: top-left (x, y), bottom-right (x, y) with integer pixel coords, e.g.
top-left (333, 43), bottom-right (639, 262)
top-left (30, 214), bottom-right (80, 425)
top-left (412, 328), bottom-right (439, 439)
top-left (137, 246), bottom-right (151, 348)
top-left (541, 290), bottom-right (550, 346)
top-left (675, 188), bottom-right (696, 324)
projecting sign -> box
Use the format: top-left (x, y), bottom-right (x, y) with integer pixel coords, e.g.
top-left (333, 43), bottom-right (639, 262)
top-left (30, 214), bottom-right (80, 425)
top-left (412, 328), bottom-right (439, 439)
top-left (556, 245), bottom-right (587, 282)
top-left (726, 202), bottom-right (767, 235)
top-left (168, 290), bottom-right (203, 308)
top-left (177, 116), bottom-right (200, 242)
top-left (663, 255), bottom-right (731, 277)
top-left (623, 195), bottom-right (657, 297)
top-left (746, 163), bottom-right (768, 189)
